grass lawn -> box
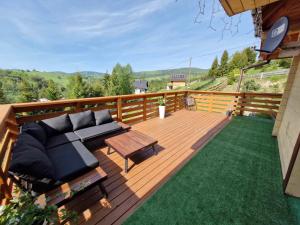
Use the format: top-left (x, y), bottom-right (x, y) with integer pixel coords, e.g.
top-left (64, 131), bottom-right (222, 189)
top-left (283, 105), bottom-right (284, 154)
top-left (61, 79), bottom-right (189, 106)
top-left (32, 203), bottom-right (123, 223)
top-left (124, 116), bottom-right (300, 225)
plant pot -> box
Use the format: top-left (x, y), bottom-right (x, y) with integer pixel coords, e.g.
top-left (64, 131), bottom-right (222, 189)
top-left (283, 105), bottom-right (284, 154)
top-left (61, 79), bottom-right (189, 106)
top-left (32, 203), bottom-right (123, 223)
top-left (159, 106), bottom-right (165, 119)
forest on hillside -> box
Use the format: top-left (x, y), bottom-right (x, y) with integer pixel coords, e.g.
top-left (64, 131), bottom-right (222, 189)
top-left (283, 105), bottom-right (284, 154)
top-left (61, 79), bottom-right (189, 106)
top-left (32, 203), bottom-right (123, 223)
top-left (0, 65), bottom-right (207, 104)
top-left (202, 47), bottom-right (291, 92)
top-left (0, 47), bottom-right (292, 104)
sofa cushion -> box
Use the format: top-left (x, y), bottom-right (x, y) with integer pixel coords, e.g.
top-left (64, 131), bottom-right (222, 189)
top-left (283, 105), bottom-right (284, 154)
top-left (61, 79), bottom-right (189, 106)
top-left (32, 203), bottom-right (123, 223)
top-left (14, 133), bottom-right (46, 154)
top-left (47, 141), bottom-right (98, 181)
top-left (9, 145), bottom-right (55, 179)
top-left (94, 109), bottom-right (113, 125)
top-left (40, 114), bottom-right (73, 137)
top-left (21, 122), bottom-right (47, 144)
top-left (74, 122), bottom-right (122, 142)
top-left (46, 132), bottom-right (80, 149)
top-left (69, 110), bottom-right (95, 131)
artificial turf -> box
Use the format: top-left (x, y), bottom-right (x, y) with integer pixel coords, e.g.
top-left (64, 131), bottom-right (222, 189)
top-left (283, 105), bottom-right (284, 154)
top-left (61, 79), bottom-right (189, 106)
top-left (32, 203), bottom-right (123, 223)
top-left (123, 116), bottom-right (300, 225)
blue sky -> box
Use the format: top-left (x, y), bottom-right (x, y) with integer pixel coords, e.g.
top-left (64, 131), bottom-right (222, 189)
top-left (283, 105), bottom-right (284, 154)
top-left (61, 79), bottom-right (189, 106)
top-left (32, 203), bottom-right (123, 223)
top-left (0, 0), bottom-right (259, 73)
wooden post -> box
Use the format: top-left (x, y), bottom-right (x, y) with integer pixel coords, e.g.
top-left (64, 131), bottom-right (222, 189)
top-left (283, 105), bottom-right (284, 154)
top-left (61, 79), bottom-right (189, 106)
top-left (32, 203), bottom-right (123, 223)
top-left (75, 102), bottom-right (81, 112)
top-left (174, 93), bottom-right (178, 112)
top-left (143, 97), bottom-right (147, 121)
top-left (184, 91), bottom-right (188, 109)
top-left (236, 69), bottom-right (244, 92)
top-left (0, 168), bottom-right (12, 199)
top-left (208, 95), bottom-right (213, 112)
top-left (163, 93), bottom-right (167, 112)
top-left (117, 97), bottom-right (122, 122)
top-left (239, 93), bottom-right (246, 116)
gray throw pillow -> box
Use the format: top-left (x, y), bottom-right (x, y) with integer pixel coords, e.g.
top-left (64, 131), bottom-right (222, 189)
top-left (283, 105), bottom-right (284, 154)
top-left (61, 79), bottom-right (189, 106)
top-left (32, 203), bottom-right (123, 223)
top-left (39, 114), bottom-right (73, 136)
top-left (94, 109), bottom-right (113, 125)
top-left (69, 110), bottom-right (96, 131)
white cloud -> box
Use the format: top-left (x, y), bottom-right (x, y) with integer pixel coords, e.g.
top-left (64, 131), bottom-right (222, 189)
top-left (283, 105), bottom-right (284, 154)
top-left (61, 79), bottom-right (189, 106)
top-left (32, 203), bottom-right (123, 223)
top-left (65, 0), bottom-right (173, 37)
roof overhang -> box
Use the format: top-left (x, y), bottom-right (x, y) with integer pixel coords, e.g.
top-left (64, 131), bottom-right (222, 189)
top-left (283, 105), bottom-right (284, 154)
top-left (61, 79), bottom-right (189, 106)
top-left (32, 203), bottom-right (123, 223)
top-left (220, 0), bottom-right (280, 16)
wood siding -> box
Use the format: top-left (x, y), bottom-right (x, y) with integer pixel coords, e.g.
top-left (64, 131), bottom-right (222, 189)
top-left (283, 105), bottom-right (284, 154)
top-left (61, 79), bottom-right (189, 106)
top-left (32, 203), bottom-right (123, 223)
top-left (276, 57), bottom-right (300, 197)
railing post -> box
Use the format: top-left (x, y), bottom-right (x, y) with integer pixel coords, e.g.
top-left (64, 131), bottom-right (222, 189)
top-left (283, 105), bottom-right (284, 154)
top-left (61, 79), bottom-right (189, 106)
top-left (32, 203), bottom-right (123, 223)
top-left (164, 93), bottom-right (167, 111)
top-left (184, 91), bottom-right (188, 109)
top-left (208, 94), bottom-right (213, 112)
top-left (174, 93), bottom-right (178, 112)
top-left (117, 97), bottom-right (123, 122)
top-left (75, 102), bottom-right (81, 112)
top-left (0, 168), bottom-right (12, 199)
top-left (239, 93), bottom-right (246, 116)
top-left (143, 97), bottom-right (147, 121)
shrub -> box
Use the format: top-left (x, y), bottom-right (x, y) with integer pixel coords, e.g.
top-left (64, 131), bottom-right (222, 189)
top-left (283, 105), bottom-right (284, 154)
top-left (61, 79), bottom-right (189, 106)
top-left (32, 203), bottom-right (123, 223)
top-left (243, 79), bottom-right (261, 92)
top-left (0, 189), bottom-right (78, 225)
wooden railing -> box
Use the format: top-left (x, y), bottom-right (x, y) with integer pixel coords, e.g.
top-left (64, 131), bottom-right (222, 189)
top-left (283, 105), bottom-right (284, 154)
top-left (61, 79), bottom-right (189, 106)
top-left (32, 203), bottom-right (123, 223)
top-left (12, 91), bottom-right (187, 126)
top-left (0, 105), bottom-right (19, 202)
top-left (0, 90), bottom-right (282, 203)
top-left (189, 91), bottom-right (282, 116)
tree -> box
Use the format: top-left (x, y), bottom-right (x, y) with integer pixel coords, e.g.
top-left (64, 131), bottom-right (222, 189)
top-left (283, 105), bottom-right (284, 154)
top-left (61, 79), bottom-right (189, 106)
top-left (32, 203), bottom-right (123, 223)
top-left (219, 50), bottom-right (229, 77)
top-left (0, 81), bottom-right (7, 104)
top-left (208, 57), bottom-right (219, 78)
top-left (102, 73), bottom-right (114, 96)
top-left (41, 80), bottom-right (62, 100)
top-left (110, 63), bottom-right (134, 95)
top-left (243, 47), bottom-right (257, 65)
top-left (66, 73), bottom-right (89, 99)
top-left (18, 80), bottom-right (38, 102)
top-left (88, 79), bottom-right (104, 97)
top-left (230, 51), bottom-right (248, 70)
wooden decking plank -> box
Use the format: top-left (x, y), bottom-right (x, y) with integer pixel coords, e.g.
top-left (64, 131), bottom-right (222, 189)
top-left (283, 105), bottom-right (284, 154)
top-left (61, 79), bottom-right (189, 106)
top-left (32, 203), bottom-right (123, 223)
top-left (112, 117), bottom-right (230, 225)
top-left (78, 114), bottom-right (226, 224)
top-left (67, 113), bottom-right (213, 214)
top-left (71, 110), bottom-right (228, 225)
top-left (96, 118), bottom-right (229, 225)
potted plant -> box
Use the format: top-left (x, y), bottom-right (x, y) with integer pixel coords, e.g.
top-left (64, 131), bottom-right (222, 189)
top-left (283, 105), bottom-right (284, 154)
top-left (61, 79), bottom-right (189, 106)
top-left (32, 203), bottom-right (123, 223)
top-left (0, 188), bottom-right (78, 225)
top-left (158, 98), bottom-right (166, 119)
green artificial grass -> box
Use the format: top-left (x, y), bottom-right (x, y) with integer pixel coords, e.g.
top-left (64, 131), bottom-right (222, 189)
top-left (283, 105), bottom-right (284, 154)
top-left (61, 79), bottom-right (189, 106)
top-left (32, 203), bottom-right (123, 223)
top-left (124, 116), bottom-right (300, 225)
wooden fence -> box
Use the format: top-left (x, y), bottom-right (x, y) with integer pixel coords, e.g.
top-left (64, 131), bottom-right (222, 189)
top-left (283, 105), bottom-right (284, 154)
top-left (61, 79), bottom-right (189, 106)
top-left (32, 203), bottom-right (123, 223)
top-left (0, 90), bottom-right (282, 203)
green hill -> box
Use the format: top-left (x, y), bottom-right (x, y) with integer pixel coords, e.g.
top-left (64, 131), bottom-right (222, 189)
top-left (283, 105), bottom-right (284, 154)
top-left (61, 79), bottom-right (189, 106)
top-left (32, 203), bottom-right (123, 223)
top-left (0, 67), bottom-right (208, 82)
top-left (135, 67), bottom-right (208, 80)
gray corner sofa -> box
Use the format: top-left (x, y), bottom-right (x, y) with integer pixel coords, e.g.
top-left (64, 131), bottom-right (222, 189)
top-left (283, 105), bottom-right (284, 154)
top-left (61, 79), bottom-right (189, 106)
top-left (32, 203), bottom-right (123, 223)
top-left (9, 109), bottom-right (129, 194)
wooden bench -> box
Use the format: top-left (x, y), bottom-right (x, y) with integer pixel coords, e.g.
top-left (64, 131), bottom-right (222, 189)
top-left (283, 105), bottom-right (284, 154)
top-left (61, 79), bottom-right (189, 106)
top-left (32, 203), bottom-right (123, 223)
top-left (37, 167), bottom-right (107, 207)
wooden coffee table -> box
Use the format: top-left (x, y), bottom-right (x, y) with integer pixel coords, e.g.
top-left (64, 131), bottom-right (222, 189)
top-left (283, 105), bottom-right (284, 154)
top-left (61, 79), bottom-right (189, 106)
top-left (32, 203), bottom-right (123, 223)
top-left (105, 130), bottom-right (158, 173)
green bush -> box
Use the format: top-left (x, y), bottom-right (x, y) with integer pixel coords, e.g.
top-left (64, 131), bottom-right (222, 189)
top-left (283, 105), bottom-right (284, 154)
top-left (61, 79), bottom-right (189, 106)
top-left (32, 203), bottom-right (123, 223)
top-left (0, 189), bottom-right (77, 225)
top-left (243, 79), bottom-right (261, 92)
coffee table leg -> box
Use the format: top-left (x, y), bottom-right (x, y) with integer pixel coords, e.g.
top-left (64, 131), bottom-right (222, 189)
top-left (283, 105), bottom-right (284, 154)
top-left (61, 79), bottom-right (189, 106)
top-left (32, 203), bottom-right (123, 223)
top-left (152, 145), bottom-right (157, 155)
top-left (107, 146), bottom-right (111, 155)
top-left (125, 157), bottom-right (128, 173)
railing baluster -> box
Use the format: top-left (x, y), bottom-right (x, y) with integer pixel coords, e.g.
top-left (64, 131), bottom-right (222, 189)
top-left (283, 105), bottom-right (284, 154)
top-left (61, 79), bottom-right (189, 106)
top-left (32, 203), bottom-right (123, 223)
top-left (117, 97), bottom-right (123, 122)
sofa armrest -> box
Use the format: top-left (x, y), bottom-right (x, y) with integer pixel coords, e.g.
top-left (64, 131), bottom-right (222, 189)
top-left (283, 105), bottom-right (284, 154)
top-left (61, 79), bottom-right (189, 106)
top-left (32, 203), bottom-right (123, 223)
top-left (117, 122), bottom-right (131, 131)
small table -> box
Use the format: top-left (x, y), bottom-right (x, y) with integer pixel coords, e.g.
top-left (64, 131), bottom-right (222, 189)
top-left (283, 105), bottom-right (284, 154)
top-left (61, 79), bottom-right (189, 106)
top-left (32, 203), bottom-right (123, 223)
top-left (105, 130), bottom-right (158, 173)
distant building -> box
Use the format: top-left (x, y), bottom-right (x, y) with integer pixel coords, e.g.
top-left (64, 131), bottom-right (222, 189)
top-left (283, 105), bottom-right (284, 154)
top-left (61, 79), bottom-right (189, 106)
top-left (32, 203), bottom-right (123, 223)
top-left (134, 80), bottom-right (149, 94)
top-left (167, 74), bottom-right (187, 90)
top-left (38, 98), bottom-right (50, 102)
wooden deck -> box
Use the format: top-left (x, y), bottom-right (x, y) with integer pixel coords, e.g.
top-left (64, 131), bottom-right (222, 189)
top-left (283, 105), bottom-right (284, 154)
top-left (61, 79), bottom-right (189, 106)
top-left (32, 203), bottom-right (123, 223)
top-left (62, 110), bottom-right (230, 225)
